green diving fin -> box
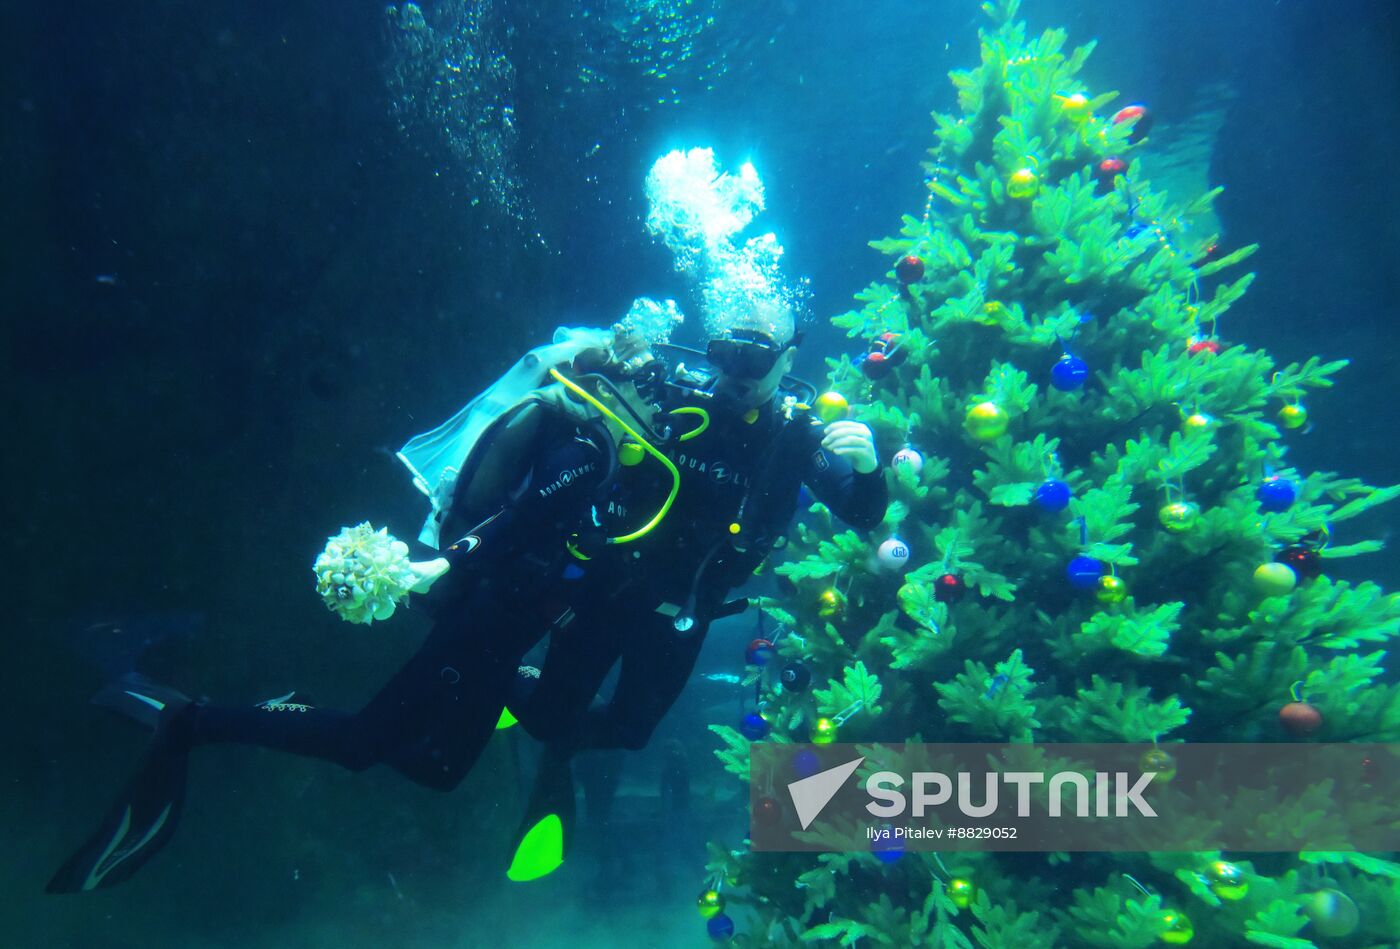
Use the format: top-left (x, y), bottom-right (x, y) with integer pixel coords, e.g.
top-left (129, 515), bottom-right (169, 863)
top-left (506, 749), bottom-right (575, 882)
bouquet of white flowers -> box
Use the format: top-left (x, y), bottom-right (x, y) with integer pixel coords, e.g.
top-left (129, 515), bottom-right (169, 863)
top-left (313, 523), bottom-right (449, 624)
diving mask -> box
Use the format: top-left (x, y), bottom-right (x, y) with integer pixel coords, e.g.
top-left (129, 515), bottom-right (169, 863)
top-left (705, 329), bottom-right (799, 380)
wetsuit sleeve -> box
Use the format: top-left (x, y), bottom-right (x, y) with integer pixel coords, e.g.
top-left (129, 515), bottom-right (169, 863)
top-left (799, 419), bottom-right (888, 531)
top-left (440, 418), bottom-right (609, 570)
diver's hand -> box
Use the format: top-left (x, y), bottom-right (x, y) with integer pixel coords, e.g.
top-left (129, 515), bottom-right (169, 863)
top-left (822, 420), bottom-right (879, 474)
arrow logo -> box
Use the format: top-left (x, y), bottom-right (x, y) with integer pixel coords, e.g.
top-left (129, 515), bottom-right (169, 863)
top-left (786, 756), bottom-right (864, 830)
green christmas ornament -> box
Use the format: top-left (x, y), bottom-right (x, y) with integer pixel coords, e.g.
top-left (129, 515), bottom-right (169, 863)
top-left (1056, 91), bottom-right (1092, 123)
top-left (1304, 888), bottom-right (1359, 938)
top-left (1006, 167), bottom-right (1039, 200)
top-left (1096, 574), bottom-right (1128, 604)
top-left (697, 888), bottom-right (725, 918)
top-left (964, 401), bottom-right (1009, 441)
top-left (1140, 747), bottom-right (1177, 782)
top-left (811, 717), bottom-right (838, 745)
top-left (947, 877), bottom-right (976, 909)
top-left (1278, 403), bottom-right (1308, 430)
top-left (817, 587), bottom-right (846, 618)
top-left (814, 391), bottom-right (849, 423)
top-left (1155, 909), bottom-right (1194, 945)
top-left (1182, 412), bottom-right (1216, 434)
top-left (1252, 562), bottom-right (1297, 597)
top-left (1205, 861), bottom-right (1248, 901)
top-left (1158, 501), bottom-right (1200, 533)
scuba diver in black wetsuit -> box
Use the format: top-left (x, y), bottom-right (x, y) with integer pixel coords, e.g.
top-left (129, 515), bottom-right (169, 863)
top-left (48, 323), bottom-right (888, 893)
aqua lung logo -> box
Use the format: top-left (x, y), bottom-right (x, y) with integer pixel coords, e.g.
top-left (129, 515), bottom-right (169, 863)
top-left (538, 462), bottom-right (596, 497)
top-left (675, 453), bottom-right (746, 486)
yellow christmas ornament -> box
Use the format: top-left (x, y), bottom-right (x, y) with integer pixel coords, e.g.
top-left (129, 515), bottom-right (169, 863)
top-left (618, 439), bottom-right (646, 466)
top-left (1058, 91), bottom-right (1092, 123)
top-left (817, 587), bottom-right (846, 618)
top-left (1206, 861), bottom-right (1248, 901)
top-left (1140, 747), bottom-right (1177, 782)
top-left (982, 300), bottom-right (1006, 318)
top-left (1006, 166), bottom-right (1040, 200)
top-left (812, 716), bottom-right (838, 745)
top-left (1278, 403), bottom-right (1308, 429)
top-left (1253, 562), bottom-right (1297, 597)
top-left (1156, 909), bottom-right (1195, 945)
top-left (947, 877), bottom-right (977, 909)
top-left (697, 888), bottom-right (725, 918)
top-left (814, 391), bottom-right (849, 423)
top-left (1182, 412), bottom-right (1216, 434)
top-left (964, 401), bottom-right (1009, 441)
top-left (1158, 501), bottom-right (1201, 533)
top-left (1096, 574), bottom-right (1128, 604)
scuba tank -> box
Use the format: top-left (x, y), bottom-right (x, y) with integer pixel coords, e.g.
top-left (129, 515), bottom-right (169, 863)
top-left (397, 326), bottom-right (672, 549)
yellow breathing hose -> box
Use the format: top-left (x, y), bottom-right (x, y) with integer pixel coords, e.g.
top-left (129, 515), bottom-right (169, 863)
top-left (548, 367), bottom-right (680, 545)
top-left (669, 405), bottom-right (709, 441)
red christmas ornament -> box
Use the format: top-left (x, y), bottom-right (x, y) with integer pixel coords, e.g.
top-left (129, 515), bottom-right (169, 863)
top-left (1111, 104), bottom-right (1154, 143)
top-left (1200, 241), bottom-right (1221, 263)
top-left (1095, 156), bottom-right (1127, 193)
top-left (860, 350), bottom-right (890, 379)
top-left (874, 332), bottom-right (907, 365)
top-left (895, 255), bottom-right (925, 285)
top-left (755, 795), bottom-right (782, 824)
top-left (1188, 337), bottom-right (1222, 356)
top-left (745, 638), bottom-right (776, 665)
top-left (934, 573), bottom-right (966, 603)
top-left (1277, 546), bottom-right (1322, 581)
top-left (1279, 701), bottom-right (1323, 737)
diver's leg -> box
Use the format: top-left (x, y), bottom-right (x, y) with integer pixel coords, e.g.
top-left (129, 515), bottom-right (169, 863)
top-left (588, 612), bottom-right (709, 751)
top-left (505, 607), bottom-right (624, 881)
top-left (190, 590), bottom-right (541, 790)
top-left (48, 592), bottom-right (539, 893)
top-left (512, 608), bottom-right (625, 749)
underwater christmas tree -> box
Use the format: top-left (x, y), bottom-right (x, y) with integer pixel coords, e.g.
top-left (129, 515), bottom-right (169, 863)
top-left (700, 2), bottom-right (1400, 946)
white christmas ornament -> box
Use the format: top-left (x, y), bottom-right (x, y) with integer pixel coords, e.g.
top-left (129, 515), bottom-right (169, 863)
top-left (891, 447), bottom-right (924, 475)
top-left (877, 537), bottom-right (911, 571)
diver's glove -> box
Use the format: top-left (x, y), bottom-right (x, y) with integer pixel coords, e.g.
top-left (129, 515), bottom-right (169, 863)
top-left (821, 420), bottom-right (879, 474)
top-left (314, 523), bottom-right (449, 624)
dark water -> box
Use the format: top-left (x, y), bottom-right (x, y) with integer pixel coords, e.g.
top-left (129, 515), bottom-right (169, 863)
top-left (4, 1), bottom-right (1398, 946)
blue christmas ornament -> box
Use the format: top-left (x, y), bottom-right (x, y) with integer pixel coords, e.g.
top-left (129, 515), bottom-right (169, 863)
top-left (873, 826), bottom-right (904, 864)
top-left (793, 749), bottom-right (822, 779)
top-left (1257, 478), bottom-right (1297, 513)
top-left (1067, 556), bottom-right (1104, 590)
top-left (1034, 479), bottom-right (1072, 512)
top-left (707, 913), bottom-right (735, 941)
top-left (740, 712), bottom-right (770, 741)
top-left (1051, 354), bottom-right (1089, 392)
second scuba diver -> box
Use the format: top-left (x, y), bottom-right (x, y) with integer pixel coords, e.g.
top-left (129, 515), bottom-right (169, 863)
top-left (48, 313), bottom-right (888, 892)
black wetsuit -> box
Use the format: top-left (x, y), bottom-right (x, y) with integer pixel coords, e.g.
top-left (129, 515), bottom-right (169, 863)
top-left (187, 387), bottom-right (887, 790)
